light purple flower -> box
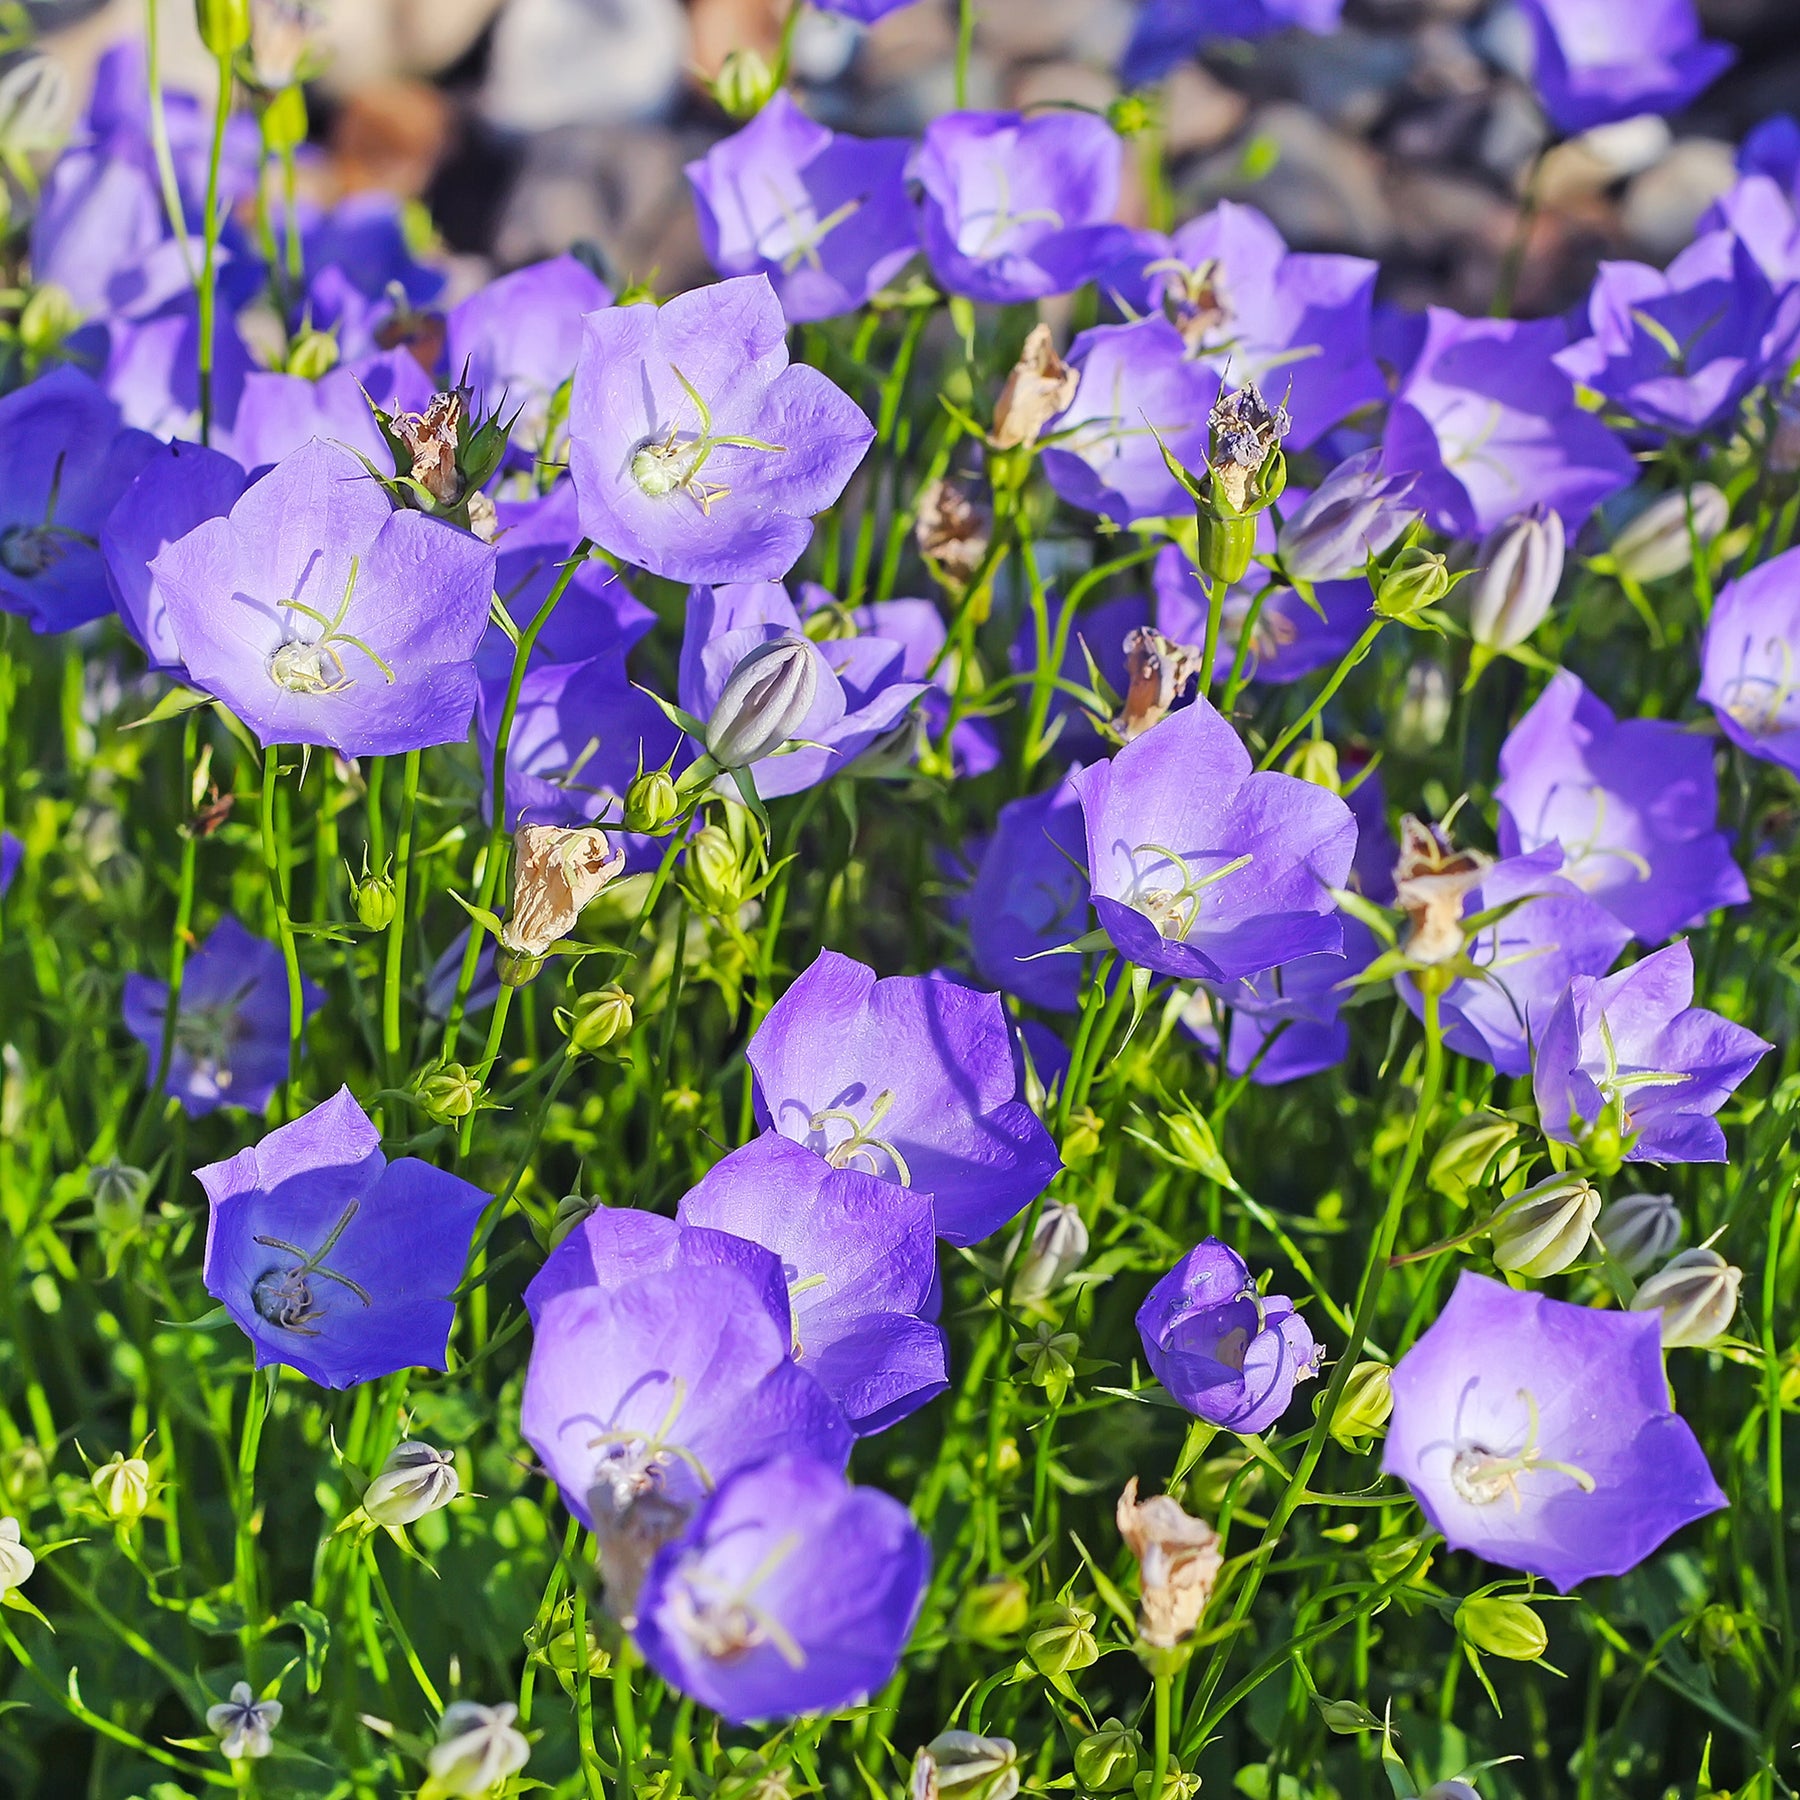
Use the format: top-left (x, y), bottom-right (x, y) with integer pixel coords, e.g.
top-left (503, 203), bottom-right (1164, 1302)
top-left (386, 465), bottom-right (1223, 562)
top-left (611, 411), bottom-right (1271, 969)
top-left (679, 1134), bottom-right (948, 1434)
top-left (635, 1455), bottom-right (927, 1723)
top-left (1276, 448), bottom-right (1420, 582)
top-left (1520, 0), bottom-right (1733, 136)
top-left (123, 916), bottom-right (325, 1118)
top-left (300, 193), bottom-right (446, 363)
top-left (568, 275), bottom-right (873, 583)
top-left (0, 834), bottom-right (20, 899)
top-left (809, 0), bottom-right (919, 17)
top-left (89, 290), bottom-right (255, 441)
top-left (151, 439), bottom-right (498, 758)
top-left (223, 351), bottom-right (437, 475)
top-left (199, 1086), bottom-right (489, 1388)
top-left (849, 597), bottom-right (1001, 778)
top-left (687, 93), bottom-right (918, 324)
top-left (1123, 0), bottom-right (1345, 85)
top-left (1497, 669), bottom-right (1746, 942)
top-left (1700, 173), bottom-right (1800, 285)
top-left (1534, 940), bottom-right (1770, 1163)
top-left (1384, 309), bottom-right (1635, 537)
top-left (1385, 1272), bottom-right (1726, 1591)
top-left (745, 950), bottom-right (1062, 1246)
top-left (1138, 1238), bottom-right (1322, 1434)
top-left (1072, 697), bottom-right (1357, 983)
top-left (1699, 545), bottom-right (1800, 776)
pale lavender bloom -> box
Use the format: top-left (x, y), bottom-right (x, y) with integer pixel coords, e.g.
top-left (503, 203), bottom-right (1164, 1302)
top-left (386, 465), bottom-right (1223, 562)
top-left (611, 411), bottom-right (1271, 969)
top-left (636, 1455), bottom-right (928, 1723)
top-left (122, 916), bottom-right (325, 1118)
top-left (1123, 0), bottom-right (1345, 84)
top-left (151, 439), bottom-right (497, 758)
top-left (687, 93), bottom-right (918, 323)
top-left (1520, 0), bottom-right (1733, 136)
top-left (1385, 1273), bottom-right (1725, 1590)
top-left (300, 193), bottom-right (446, 363)
top-left (1699, 545), bottom-right (1800, 776)
top-left (568, 275), bottom-right (873, 583)
top-left (199, 1086), bottom-right (489, 1388)
top-left (1496, 669), bottom-right (1746, 942)
top-left (746, 950), bottom-right (1062, 1246)
top-left (1277, 448), bottom-right (1420, 582)
top-left (224, 352), bottom-right (437, 475)
top-left (89, 292), bottom-right (255, 441)
top-left (1700, 174), bottom-right (1800, 285)
top-left (1534, 940), bottom-right (1770, 1162)
top-left (809, 0), bottom-right (919, 17)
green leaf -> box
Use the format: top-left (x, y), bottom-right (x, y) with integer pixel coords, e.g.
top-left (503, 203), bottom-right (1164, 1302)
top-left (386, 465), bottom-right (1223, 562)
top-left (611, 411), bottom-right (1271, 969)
top-left (278, 1600), bottom-right (332, 1694)
top-left (121, 685), bottom-right (212, 732)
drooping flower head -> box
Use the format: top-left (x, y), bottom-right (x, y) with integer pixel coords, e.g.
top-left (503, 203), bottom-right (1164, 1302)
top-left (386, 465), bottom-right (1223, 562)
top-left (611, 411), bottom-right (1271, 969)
top-left (150, 439), bottom-right (498, 757)
top-left (568, 275), bottom-right (874, 583)
top-left (198, 1087), bottom-right (490, 1388)
top-left (1520, 0), bottom-right (1733, 136)
top-left (1699, 546), bottom-right (1800, 776)
top-left (745, 950), bottom-right (1062, 1246)
top-left (122, 916), bottom-right (325, 1118)
top-left (635, 1455), bottom-right (928, 1723)
top-left (1384, 1272), bottom-right (1726, 1590)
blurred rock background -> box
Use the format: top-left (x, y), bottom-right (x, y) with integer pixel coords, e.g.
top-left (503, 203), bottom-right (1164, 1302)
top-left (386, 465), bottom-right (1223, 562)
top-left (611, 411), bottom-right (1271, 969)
top-left (25, 0), bottom-right (1800, 314)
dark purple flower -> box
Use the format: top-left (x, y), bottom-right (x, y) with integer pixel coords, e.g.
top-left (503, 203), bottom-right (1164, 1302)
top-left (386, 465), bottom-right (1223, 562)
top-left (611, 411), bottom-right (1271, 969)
top-left (122, 916), bottom-right (324, 1118)
top-left (1741, 114), bottom-right (1800, 189)
top-left (1072, 697), bottom-right (1357, 983)
top-left (746, 950), bottom-right (1062, 1246)
top-left (1534, 940), bottom-right (1770, 1163)
top-left (1122, 0), bottom-right (1345, 85)
top-left (103, 439), bottom-right (248, 672)
top-left (911, 111), bottom-right (1134, 305)
top-left (679, 1135), bottom-right (948, 1434)
top-left (849, 597), bottom-right (1001, 778)
top-left (151, 439), bottom-right (497, 757)
top-left (636, 1455), bottom-right (927, 1723)
top-left (199, 1086), bottom-right (489, 1388)
top-left (224, 351), bottom-right (437, 475)
top-left (1520, 0), bottom-right (1733, 136)
top-left (0, 833), bottom-right (19, 899)
top-left (1699, 545), bottom-right (1800, 776)
top-left (808, 0), bottom-right (919, 17)
top-left (568, 275), bottom-right (873, 583)
top-left (1384, 309), bottom-right (1635, 537)
top-left (1385, 1272), bottom-right (1725, 1591)
top-left (687, 94), bottom-right (918, 324)
top-left (301, 194), bottom-right (446, 363)
top-left (1497, 669), bottom-right (1746, 942)
top-left (0, 367), bottom-right (157, 633)
top-left (1138, 1238), bottom-right (1322, 1434)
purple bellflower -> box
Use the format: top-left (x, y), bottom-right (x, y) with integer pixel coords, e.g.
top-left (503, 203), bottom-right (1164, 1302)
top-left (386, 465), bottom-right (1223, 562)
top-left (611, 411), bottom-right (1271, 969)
top-left (0, 833), bottom-right (20, 899)
top-left (300, 193), bottom-right (446, 364)
top-left (1123, 0), bottom-right (1345, 85)
top-left (1699, 546), bottom-right (1800, 777)
top-left (808, 0), bottom-right (919, 17)
top-left (678, 1134), bottom-right (948, 1435)
top-left (0, 367), bottom-right (157, 633)
top-left (1276, 448), bottom-right (1420, 582)
top-left (848, 596), bottom-right (1001, 778)
top-left (1701, 174), bottom-right (1800, 286)
top-left (636, 1455), bottom-right (928, 1724)
top-left (1534, 940), bottom-right (1770, 1163)
top-left (151, 439), bottom-right (498, 758)
top-left (1138, 1238), bottom-right (1322, 1434)
top-left (1496, 669), bottom-right (1746, 942)
top-left (88, 291), bottom-right (255, 442)
top-left (1520, 0), bottom-right (1733, 137)
top-left (224, 352), bottom-right (437, 475)
top-left (687, 93), bottom-right (919, 324)
top-left (1385, 309), bottom-right (1634, 537)
top-left (123, 916), bottom-right (325, 1118)
top-left (568, 274), bottom-right (874, 583)
top-left (199, 1086), bottom-right (489, 1388)
top-left (1385, 1272), bottom-right (1726, 1590)
top-left (745, 950), bottom-right (1062, 1246)
top-left (1072, 696), bottom-right (1357, 983)
top-left (911, 111), bottom-right (1134, 305)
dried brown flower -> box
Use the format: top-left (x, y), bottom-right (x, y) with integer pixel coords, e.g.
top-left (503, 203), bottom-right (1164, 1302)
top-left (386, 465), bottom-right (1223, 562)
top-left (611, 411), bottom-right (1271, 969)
top-left (501, 826), bottom-right (626, 958)
top-left (1116, 1478), bottom-right (1223, 1649)
top-left (991, 323), bottom-right (1079, 451)
top-left (1114, 626), bottom-right (1208, 741)
top-left (915, 477), bottom-right (991, 584)
top-left (1392, 814), bottom-right (1490, 966)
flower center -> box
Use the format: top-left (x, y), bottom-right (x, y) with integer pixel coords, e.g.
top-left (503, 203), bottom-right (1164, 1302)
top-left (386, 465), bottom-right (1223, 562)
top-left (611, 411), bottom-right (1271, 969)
top-left (666, 1531), bottom-right (807, 1668)
top-left (808, 1088), bottom-right (913, 1184)
top-left (249, 1199), bottom-right (372, 1335)
top-left (1448, 1389), bottom-right (1595, 1510)
top-left (630, 437), bottom-right (703, 499)
top-left (0, 523), bottom-right (63, 579)
top-left (1126, 844), bottom-right (1255, 941)
top-left (264, 557), bottom-right (396, 698)
top-left (627, 364), bottom-right (784, 515)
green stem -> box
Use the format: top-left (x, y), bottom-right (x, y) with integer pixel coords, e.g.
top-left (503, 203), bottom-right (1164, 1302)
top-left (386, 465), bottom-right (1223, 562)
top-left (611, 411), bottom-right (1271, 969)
top-left (1150, 1667), bottom-right (1173, 1800)
top-left (197, 49), bottom-right (233, 443)
top-left (363, 1541), bottom-right (443, 1714)
top-left (235, 1368), bottom-right (272, 1678)
top-left (260, 747), bottom-right (305, 1103)
top-left (1199, 574), bottom-right (1227, 705)
top-left (382, 749), bottom-right (421, 1081)
top-left (570, 1565), bottom-right (606, 1800)
top-left (143, 0), bottom-right (196, 270)
top-left (1257, 619), bottom-right (1384, 771)
top-left (954, 0), bottom-right (977, 108)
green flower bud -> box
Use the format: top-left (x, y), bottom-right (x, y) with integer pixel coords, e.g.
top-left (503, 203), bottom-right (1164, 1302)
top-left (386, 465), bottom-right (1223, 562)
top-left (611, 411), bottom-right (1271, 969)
top-left (1, 1443), bottom-right (48, 1505)
top-left (1133, 1769), bottom-right (1200, 1800)
top-left (1487, 1173), bottom-right (1600, 1277)
top-left (1014, 1322), bottom-right (1078, 1399)
top-left (1596, 1191), bottom-right (1682, 1275)
top-left (712, 47), bottom-right (778, 121)
top-left (88, 1158), bottom-right (150, 1235)
top-left (92, 1451), bottom-right (153, 1522)
top-left (1107, 92), bottom-right (1157, 137)
top-left (1326, 1360), bottom-right (1393, 1451)
top-left (683, 825), bottom-right (746, 916)
top-left (260, 80), bottom-right (308, 154)
top-left (494, 945), bottom-right (545, 989)
top-left (1427, 1111), bottom-right (1520, 1206)
top-left (286, 324), bottom-right (340, 380)
top-left (0, 1519), bottom-right (35, 1594)
top-left (561, 984), bottom-right (634, 1055)
top-left (1455, 1594), bottom-right (1547, 1661)
top-left (415, 1062), bottom-right (481, 1126)
top-left (1376, 545), bottom-right (1453, 621)
top-left (915, 1732), bottom-right (1020, 1800)
top-left (1365, 1532), bottom-right (1432, 1587)
top-left (350, 867), bottom-right (397, 931)
top-left (17, 284), bottom-right (81, 360)
top-left (1194, 509), bottom-right (1257, 586)
top-left (1696, 1602), bottom-right (1740, 1660)
top-left (1074, 1720), bottom-right (1141, 1792)
top-left (1632, 1247), bottom-right (1742, 1348)
top-left (1283, 737), bottom-right (1341, 791)
top-left (548, 1192), bottom-right (598, 1251)
top-left (623, 766), bottom-right (680, 834)
top-left (1026, 1602), bottom-right (1098, 1677)
top-left (955, 1575), bottom-right (1029, 1643)
top-left (363, 1441), bottom-right (459, 1528)
top-left (196, 0), bottom-right (252, 56)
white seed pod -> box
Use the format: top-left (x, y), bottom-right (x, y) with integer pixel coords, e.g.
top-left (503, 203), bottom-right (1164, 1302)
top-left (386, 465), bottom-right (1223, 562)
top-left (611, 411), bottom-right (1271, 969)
top-left (1012, 1202), bottom-right (1090, 1303)
top-left (1633, 1247), bottom-right (1742, 1348)
top-left (1610, 483), bottom-right (1729, 584)
top-left (1488, 1174), bottom-right (1600, 1277)
top-left (364, 1441), bottom-right (460, 1528)
top-left (1596, 1191), bottom-right (1683, 1276)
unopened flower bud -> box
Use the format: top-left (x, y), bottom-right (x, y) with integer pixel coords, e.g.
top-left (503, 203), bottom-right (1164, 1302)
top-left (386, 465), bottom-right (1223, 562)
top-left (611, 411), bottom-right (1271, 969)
top-left (1596, 1191), bottom-right (1683, 1276)
top-left (286, 323), bottom-right (339, 380)
top-left (1632, 1246), bottom-right (1742, 1348)
top-left (502, 825), bottom-right (625, 957)
top-left (196, 0), bottom-right (252, 56)
top-left (1027, 1601), bottom-right (1099, 1677)
top-left (1394, 657), bottom-right (1451, 752)
top-left (1, 1444), bottom-right (47, 1505)
top-left (1609, 484), bottom-right (1728, 584)
top-left (912, 1732), bottom-right (1021, 1800)
top-left (427, 1700), bottom-right (531, 1798)
top-left (1277, 448), bottom-right (1419, 582)
top-left (1468, 506), bottom-right (1565, 651)
top-left (623, 766), bottom-right (680, 834)
top-left (364, 1441), bottom-right (459, 1528)
top-left (0, 1518), bottom-right (35, 1592)
top-left (683, 824), bottom-right (746, 916)
top-left (1488, 1173), bottom-right (1600, 1277)
top-left (89, 1158), bottom-right (150, 1234)
top-left (1325, 1360), bottom-right (1393, 1450)
top-left (992, 323), bottom-right (1079, 453)
top-left (1376, 544), bottom-right (1453, 622)
top-left (1116, 1478), bottom-right (1222, 1650)
top-left (1074, 1720), bottom-right (1141, 1792)
top-left (1428, 1112), bottom-right (1520, 1206)
top-left (955, 1574), bottom-right (1029, 1642)
top-left (1423, 1783), bottom-right (1481, 1800)
top-left (1012, 1201), bottom-right (1089, 1303)
top-left (415, 1062), bottom-right (481, 1127)
top-left (712, 47), bottom-right (778, 121)
top-left (1455, 1594), bottom-right (1547, 1661)
top-left (259, 79), bottom-right (308, 153)
top-left (706, 636), bottom-right (820, 769)
top-left (1283, 737), bottom-right (1341, 790)
top-left (561, 984), bottom-right (634, 1054)
top-left (92, 1451), bottom-right (153, 1521)
top-left (1015, 1322), bottom-right (1078, 1399)
top-left (350, 867), bottom-right (397, 931)
top-left (548, 1192), bottom-right (598, 1250)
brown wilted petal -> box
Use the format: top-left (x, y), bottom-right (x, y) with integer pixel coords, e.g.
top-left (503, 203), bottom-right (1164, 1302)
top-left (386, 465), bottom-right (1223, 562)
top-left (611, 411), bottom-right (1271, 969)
top-left (395, 390), bottom-right (462, 505)
top-left (916, 477), bottom-right (991, 583)
top-left (991, 323), bottom-right (1079, 451)
top-left (467, 490), bottom-right (499, 544)
top-left (1114, 627), bottom-right (1207, 741)
top-left (1208, 382), bottom-right (1289, 512)
top-left (501, 826), bottom-right (626, 957)
top-left (1116, 1477), bottom-right (1223, 1649)
top-left (1393, 814), bottom-right (1490, 966)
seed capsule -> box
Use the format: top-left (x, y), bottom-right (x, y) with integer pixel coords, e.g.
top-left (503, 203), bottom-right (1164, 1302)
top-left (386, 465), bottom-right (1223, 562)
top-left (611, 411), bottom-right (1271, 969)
top-left (1488, 1174), bottom-right (1600, 1277)
top-left (1074, 1720), bottom-right (1141, 1793)
top-left (1455, 1594), bottom-right (1547, 1661)
top-left (1327, 1361), bottom-right (1393, 1451)
top-left (561, 984), bottom-right (634, 1055)
top-left (91, 1451), bottom-right (153, 1522)
top-left (1026, 1602), bottom-right (1098, 1677)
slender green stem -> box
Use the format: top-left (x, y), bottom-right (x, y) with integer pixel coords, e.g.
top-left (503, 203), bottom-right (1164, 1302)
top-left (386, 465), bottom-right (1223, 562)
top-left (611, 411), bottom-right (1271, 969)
top-left (1199, 574), bottom-right (1227, 705)
top-left (382, 749), bottom-right (421, 1081)
top-left (197, 49), bottom-right (233, 443)
top-left (954, 0), bottom-right (977, 108)
top-left (363, 1541), bottom-right (443, 1714)
top-left (143, 0), bottom-right (195, 270)
top-left (570, 1566), bottom-right (606, 1799)
top-left (1257, 619), bottom-right (1385, 771)
top-left (260, 747), bottom-right (305, 1102)
top-left (1150, 1667), bottom-right (1173, 1800)
top-left (235, 1369), bottom-right (272, 1679)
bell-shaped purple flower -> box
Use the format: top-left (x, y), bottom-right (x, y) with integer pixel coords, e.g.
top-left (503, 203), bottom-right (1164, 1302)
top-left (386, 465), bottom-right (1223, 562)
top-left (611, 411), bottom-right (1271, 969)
top-left (199, 1087), bottom-right (489, 1388)
top-left (1276, 448), bottom-right (1419, 582)
top-left (1138, 1239), bottom-right (1322, 1434)
top-left (568, 274), bottom-right (873, 584)
top-left (1385, 309), bottom-right (1634, 537)
top-left (1534, 940), bottom-right (1770, 1163)
top-left (1699, 545), bottom-right (1800, 776)
top-left (911, 111), bottom-right (1133, 305)
top-left (1072, 697), bottom-right (1357, 983)
top-left (1385, 1272), bottom-right (1725, 1591)
top-left (679, 1135), bottom-right (948, 1435)
top-left (300, 193), bottom-right (446, 364)
top-left (1520, 0), bottom-right (1733, 136)
top-left (687, 94), bottom-right (919, 324)
top-left (745, 950), bottom-right (1062, 1246)
top-left (150, 439), bottom-right (498, 757)
top-left (1497, 670), bottom-right (1746, 942)
top-left (1122, 0), bottom-right (1344, 85)
top-left (88, 291), bottom-right (256, 441)
top-left (636, 1455), bottom-right (928, 1724)
top-left (123, 916), bottom-right (325, 1118)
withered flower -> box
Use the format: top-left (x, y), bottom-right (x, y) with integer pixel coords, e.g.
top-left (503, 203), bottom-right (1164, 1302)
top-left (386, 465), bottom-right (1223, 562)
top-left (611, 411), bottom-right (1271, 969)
top-left (1114, 626), bottom-right (1207, 741)
top-left (915, 477), bottom-right (991, 584)
top-left (394, 391), bottom-right (463, 507)
top-left (1207, 381), bottom-right (1290, 513)
top-left (1116, 1477), bottom-right (1223, 1649)
top-left (501, 826), bottom-right (626, 958)
top-left (992, 323), bottom-right (1080, 451)
top-left (1393, 814), bottom-right (1490, 966)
